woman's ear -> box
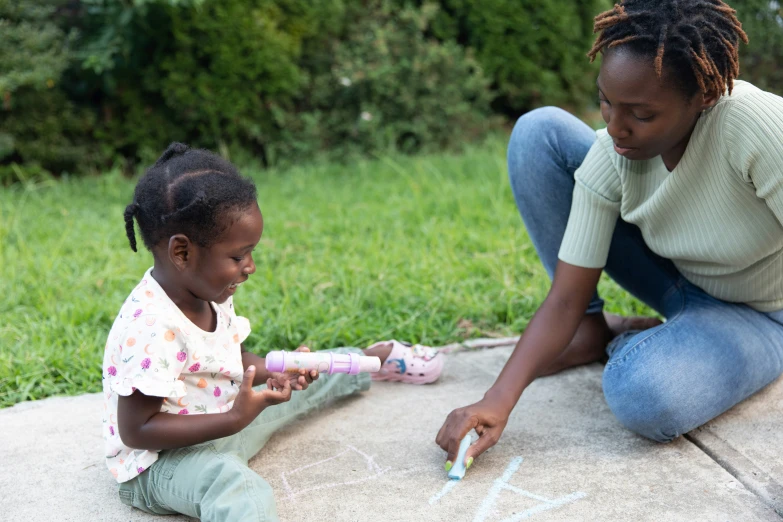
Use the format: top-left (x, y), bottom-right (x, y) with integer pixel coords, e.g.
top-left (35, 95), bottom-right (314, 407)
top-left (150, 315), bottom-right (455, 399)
top-left (700, 87), bottom-right (721, 111)
top-left (168, 234), bottom-right (193, 272)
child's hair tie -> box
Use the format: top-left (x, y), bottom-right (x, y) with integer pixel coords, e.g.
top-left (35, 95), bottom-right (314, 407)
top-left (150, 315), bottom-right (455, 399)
top-left (160, 190), bottom-right (208, 226)
top-left (154, 142), bottom-right (190, 167)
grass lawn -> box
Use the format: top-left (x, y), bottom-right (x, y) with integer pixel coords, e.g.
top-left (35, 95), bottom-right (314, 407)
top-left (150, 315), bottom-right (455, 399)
top-left (0, 140), bottom-right (652, 408)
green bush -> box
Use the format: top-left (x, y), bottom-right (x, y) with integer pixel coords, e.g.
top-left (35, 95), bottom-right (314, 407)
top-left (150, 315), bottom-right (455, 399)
top-left (155, 0), bottom-right (347, 161)
top-left (64, 0), bottom-right (343, 166)
top-left (404, 0), bottom-right (612, 115)
top-left (0, 0), bottom-right (98, 181)
top-left (1, 0), bottom-right (780, 178)
top-left (2, 0), bottom-right (351, 173)
top-left (269, 2), bottom-right (494, 162)
top-left (734, 0), bottom-right (783, 95)
top-left (62, 0), bottom-right (493, 168)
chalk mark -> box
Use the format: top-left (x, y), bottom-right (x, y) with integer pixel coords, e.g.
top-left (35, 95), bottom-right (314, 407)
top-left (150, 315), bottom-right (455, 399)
top-left (280, 444), bottom-right (390, 500)
top-left (428, 456), bottom-right (586, 520)
top-left (429, 479), bottom-right (460, 505)
top-left (497, 492), bottom-right (587, 522)
top-left (473, 457), bottom-right (586, 522)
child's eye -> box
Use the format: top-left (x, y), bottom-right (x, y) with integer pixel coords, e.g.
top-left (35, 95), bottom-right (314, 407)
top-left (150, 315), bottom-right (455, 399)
top-left (634, 114), bottom-right (654, 122)
top-left (232, 256), bottom-right (244, 262)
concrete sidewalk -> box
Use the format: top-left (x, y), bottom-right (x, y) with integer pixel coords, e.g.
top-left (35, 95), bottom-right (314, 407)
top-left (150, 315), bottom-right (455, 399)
top-left (2, 342), bottom-right (781, 521)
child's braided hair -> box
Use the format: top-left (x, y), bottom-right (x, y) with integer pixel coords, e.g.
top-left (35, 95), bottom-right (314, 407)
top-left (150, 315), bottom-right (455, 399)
top-left (124, 143), bottom-right (257, 252)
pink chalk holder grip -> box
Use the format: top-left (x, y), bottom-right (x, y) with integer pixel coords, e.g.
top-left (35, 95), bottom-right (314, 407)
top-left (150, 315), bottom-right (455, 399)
top-left (265, 351), bottom-right (381, 375)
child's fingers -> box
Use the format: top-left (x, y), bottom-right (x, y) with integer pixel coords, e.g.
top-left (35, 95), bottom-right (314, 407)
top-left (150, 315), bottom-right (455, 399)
top-left (292, 369), bottom-right (313, 387)
top-left (296, 345), bottom-right (310, 353)
top-left (242, 366), bottom-right (256, 391)
top-left (266, 378), bottom-right (292, 401)
top-left (279, 379), bottom-right (292, 400)
top-left (310, 370), bottom-right (319, 381)
top-left (268, 375), bottom-right (287, 391)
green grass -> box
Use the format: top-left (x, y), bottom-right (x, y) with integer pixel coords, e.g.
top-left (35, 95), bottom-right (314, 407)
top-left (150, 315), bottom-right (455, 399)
top-left (0, 140), bottom-right (652, 407)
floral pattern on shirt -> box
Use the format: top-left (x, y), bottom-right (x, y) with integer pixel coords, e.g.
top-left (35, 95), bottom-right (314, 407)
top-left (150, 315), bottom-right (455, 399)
top-left (101, 268), bottom-right (251, 483)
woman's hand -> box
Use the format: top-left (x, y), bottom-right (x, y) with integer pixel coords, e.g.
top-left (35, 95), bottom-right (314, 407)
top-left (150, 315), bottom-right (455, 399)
top-left (436, 398), bottom-right (510, 470)
top-left (435, 262), bottom-right (604, 470)
top-left (230, 365), bottom-right (292, 430)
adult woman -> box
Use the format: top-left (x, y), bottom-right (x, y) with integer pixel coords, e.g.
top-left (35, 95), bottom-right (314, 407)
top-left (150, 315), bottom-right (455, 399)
top-left (437, 0), bottom-right (783, 470)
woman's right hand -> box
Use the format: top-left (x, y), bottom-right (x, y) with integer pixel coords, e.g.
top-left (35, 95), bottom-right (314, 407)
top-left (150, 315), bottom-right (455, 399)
top-left (230, 365), bottom-right (292, 429)
top-left (435, 263), bottom-right (604, 470)
top-left (436, 397), bottom-right (510, 469)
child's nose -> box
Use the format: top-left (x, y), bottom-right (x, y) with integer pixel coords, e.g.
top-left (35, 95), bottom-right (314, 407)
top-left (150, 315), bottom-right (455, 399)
top-left (243, 257), bottom-right (256, 275)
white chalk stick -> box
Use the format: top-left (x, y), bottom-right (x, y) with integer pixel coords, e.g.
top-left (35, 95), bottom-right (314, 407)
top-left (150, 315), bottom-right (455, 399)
top-left (447, 433), bottom-right (472, 480)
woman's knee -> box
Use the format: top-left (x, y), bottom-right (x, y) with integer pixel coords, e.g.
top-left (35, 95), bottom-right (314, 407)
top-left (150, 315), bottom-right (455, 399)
top-left (603, 366), bottom-right (693, 443)
top-left (508, 107), bottom-right (570, 170)
top-left (510, 106), bottom-right (571, 140)
top-left (507, 107), bottom-right (589, 200)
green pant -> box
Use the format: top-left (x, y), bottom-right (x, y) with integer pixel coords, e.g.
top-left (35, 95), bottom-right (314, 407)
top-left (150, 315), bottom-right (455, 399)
top-left (118, 348), bottom-right (371, 521)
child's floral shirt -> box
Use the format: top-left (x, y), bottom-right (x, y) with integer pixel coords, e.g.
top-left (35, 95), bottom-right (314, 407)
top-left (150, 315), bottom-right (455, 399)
top-left (102, 268), bottom-right (250, 483)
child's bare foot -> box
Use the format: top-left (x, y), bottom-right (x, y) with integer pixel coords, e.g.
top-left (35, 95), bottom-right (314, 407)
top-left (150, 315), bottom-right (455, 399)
top-left (539, 312), bottom-right (662, 376)
top-left (363, 342), bottom-right (394, 364)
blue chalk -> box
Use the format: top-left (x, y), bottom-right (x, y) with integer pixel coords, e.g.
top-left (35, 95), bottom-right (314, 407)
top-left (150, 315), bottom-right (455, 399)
top-left (447, 433), bottom-right (472, 480)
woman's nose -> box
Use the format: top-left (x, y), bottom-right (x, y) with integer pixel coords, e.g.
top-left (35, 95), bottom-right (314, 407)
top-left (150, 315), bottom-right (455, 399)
top-left (606, 113), bottom-right (631, 141)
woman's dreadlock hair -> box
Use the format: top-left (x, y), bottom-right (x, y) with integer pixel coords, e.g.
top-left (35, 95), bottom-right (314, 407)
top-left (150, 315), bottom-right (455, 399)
top-left (587, 0), bottom-right (748, 97)
top-left (123, 143), bottom-right (258, 253)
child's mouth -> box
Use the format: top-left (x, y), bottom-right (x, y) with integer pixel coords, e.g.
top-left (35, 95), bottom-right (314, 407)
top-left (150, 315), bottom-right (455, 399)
top-left (228, 282), bottom-right (244, 290)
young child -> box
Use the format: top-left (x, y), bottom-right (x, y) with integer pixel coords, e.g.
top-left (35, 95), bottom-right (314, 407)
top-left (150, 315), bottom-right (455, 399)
top-left (103, 143), bottom-right (444, 521)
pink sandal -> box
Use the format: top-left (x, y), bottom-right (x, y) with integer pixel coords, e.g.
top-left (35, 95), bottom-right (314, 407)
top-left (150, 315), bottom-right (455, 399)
top-left (370, 340), bottom-right (444, 384)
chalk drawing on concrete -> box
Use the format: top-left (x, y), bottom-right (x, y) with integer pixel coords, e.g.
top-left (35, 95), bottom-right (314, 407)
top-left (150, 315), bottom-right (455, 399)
top-left (429, 478), bottom-right (460, 505)
top-left (280, 443), bottom-right (391, 500)
top-left (430, 456), bottom-right (587, 521)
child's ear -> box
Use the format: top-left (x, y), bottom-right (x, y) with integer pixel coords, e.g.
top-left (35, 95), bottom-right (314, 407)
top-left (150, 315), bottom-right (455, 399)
top-left (168, 234), bottom-right (192, 272)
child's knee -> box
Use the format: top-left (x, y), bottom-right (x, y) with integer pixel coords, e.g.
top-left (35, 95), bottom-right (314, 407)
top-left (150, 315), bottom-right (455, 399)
top-left (199, 456), bottom-right (278, 521)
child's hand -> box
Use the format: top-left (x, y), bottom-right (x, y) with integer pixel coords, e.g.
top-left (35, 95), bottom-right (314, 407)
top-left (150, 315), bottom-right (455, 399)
top-left (230, 365), bottom-right (292, 428)
top-left (270, 345), bottom-right (320, 391)
top-left (269, 368), bottom-right (318, 391)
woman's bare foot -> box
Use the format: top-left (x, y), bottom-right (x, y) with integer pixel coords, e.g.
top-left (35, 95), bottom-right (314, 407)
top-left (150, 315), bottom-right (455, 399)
top-left (604, 312), bottom-right (662, 338)
top-left (539, 312), bottom-right (662, 376)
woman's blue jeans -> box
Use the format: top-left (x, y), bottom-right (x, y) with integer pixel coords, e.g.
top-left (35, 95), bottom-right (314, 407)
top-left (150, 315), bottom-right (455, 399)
top-left (507, 107), bottom-right (783, 442)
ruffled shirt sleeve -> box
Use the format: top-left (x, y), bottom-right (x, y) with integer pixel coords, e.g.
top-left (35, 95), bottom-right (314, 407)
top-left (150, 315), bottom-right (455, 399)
top-left (107, 316), bottom-right (188, 398)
